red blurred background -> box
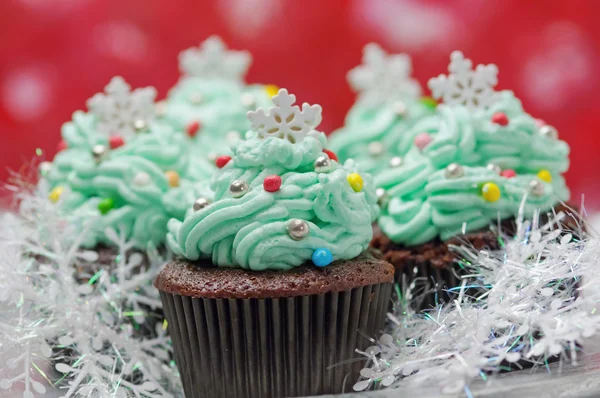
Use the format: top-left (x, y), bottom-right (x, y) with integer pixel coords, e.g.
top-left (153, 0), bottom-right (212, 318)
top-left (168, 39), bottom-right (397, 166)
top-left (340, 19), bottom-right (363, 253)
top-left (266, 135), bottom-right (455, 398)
top-left (1, 0), bottom-right (599, 209)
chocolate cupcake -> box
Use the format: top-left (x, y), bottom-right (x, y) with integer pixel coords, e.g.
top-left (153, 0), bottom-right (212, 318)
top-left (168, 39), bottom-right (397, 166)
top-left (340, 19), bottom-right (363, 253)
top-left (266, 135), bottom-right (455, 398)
top-left (372, 52), bottom-right (576, 308)
top-left (156, 89), bottom-right (394, 397)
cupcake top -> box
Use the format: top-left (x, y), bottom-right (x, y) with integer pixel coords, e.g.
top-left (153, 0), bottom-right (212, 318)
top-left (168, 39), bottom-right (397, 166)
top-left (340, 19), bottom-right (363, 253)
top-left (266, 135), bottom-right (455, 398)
top-left (167, 89), bottom-right (380, 271)
top-left (40, 77), bottom-right (211, 249)
top-left (376, 51), bottom-right (570, 246)
top-left (328, 43), bottom-right (436, 175)
top-left (159, 36), bottom-right (277, 163)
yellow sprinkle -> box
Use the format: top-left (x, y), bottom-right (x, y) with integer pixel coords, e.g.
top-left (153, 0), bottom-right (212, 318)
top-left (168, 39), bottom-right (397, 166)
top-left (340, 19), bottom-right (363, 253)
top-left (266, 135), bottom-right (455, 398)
top-left (49, 186), bottom-right (64, 203)
top-left (347, 173), bottom-right (364, 192)
top-left (537, 169), bottom-right (552, 183)
top-left (265, 84), bottom-right (280, 98)
top-left (481, 182), bottom-right (501, 202)
top-left (165, 170), bottom-right (180, 188)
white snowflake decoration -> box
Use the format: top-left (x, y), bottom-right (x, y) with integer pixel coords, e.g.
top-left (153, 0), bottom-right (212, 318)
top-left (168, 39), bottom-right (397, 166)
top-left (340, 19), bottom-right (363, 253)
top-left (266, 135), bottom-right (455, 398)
top-left (179, 35), bottom-right (251, 81)
top-left (428, 51), bottom-right (499, 111)
top-left (87, 76), bottom-right (157, 138)
top-left (247, 89), bottom-right (322, 143)
top-left (347, 43), bottom-right (421, 104)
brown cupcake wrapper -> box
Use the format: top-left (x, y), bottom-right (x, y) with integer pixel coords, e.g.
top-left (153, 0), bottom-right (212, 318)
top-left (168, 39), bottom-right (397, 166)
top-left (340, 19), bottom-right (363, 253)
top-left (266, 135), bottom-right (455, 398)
top-left (160, 282), bottom-right (393, 398)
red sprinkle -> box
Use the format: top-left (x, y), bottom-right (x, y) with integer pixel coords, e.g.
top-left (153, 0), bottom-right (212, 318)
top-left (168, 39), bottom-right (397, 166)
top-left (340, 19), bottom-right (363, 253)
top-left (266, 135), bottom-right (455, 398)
top-left (323, 149), bottom-right (338, 162)
top-left (215, 155), bottom-right (232, 168)
top-left (491, 112), bottom-right (509, 126)
top-left (263, 175), bottom-right (282, 192)
top-left (57, 140), bottom-right (68, 152)
top-left (501, 169), bottom-right (517, 178)
top-left (109, 135), bottom-right (125, 149)
top-left (186, 121), bottom-right (201, 137)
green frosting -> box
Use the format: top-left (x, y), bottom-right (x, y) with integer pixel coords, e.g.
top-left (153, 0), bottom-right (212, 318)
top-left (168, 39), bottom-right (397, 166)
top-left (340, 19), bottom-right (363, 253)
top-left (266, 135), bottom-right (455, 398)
top-left (167, 130), bottom-right (380, 271)
top-left (160, 77), bottom-right (275, 160)
top-left (44, 82), bottom-right (211, 249)
top-left (328, 97), bottom-right (436, 175)
top-left (377, 91), bottom-right (571, 245)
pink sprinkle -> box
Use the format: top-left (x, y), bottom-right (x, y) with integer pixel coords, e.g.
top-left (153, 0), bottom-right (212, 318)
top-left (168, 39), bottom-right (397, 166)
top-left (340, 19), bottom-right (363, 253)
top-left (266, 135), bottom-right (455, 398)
top-left (414, 133), bottom-right (432, 151)
top-left (501, 169), bottom-right (517, 178)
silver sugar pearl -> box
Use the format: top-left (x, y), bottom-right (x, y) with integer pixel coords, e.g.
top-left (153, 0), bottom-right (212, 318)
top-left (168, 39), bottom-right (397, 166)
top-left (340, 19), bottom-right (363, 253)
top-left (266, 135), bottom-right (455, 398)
top-left (230, 180), bottom-right (249, 198)
top-left (287, 218), bottom-right (309, 240)
top-left (486, 163), bottom-right (502, 175)
top-left (375, 188), bottom-right (389, 207)
top-left (39, 161), bottom-right (52, 177)
top-left (391, 101), bottom-right (407, 117)
top-left (314, 155), bottom-right (332, 173)
top-left (368, 142), bottom-right (385, 157)
top-left (92, 144), bottom-right (108, 163)
top-left (208, 152), bottom-right (218, 162)
top-left (389, 156), bottom-right (403, 168)
top-left (241, 93), bottom-right (256, 108)
top-left (445, 163), bottom-right (464, 179)
top-left (188, 92), bottom-right (204, 105)
top-left (539, 125), bottom-right (558, 139)
top-left (226, 130), bottom-right (241, 144)
top-left (133, 119), bottom-right (147, 131)
top-left (193, 197), bottom-right (211, 212)
top-left (529, 179), bottom-right (545, 196)
top-left (132, 171), bottom-right (151, 186)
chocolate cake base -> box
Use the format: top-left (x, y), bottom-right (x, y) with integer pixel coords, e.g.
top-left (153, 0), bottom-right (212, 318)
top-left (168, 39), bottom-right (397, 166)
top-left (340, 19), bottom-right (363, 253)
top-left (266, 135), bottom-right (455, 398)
top-left (155, 253), bottom-right (394, 398)
top-left (371, 204), bottom-right (584, 310)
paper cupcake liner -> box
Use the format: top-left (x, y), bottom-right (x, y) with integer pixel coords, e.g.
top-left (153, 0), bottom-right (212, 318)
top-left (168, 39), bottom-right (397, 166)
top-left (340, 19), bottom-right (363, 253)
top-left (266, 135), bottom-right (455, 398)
top-left (160, 282), bottom-right (393, 398)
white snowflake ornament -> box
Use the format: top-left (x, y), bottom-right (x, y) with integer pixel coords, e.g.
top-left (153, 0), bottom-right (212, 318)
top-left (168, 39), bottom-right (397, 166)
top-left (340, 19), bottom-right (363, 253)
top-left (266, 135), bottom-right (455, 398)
top-left (87, 76), bottom-right (157, 138)
top-left (179, 35), bottom-right (251, 81)
top-left (247, 89), bottom-right (322, 143)
top-left (347, 43), bottom-right (421, 104)
top-left (428, 51), bottom-right (499, 111)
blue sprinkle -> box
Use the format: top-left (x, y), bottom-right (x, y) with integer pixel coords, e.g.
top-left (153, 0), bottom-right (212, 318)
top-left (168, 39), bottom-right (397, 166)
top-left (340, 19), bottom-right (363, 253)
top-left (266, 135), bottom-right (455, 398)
top-left (312, 248), bottom-right (332, 267)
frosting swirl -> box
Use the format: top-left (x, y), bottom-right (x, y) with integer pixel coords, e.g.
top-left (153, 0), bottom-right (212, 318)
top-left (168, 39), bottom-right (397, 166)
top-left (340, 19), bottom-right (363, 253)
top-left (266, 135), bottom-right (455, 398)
top-left (167, 131), bottom-right (379, 271)
top-left (377, 91), bottom-right (571, 245)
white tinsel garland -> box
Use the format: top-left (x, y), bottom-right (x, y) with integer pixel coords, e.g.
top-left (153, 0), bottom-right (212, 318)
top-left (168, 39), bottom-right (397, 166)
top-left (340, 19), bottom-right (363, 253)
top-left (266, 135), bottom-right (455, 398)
top-left (354, 204), bottom-right (599, 395)
top-left (0, 176), bottom-right (182, 397)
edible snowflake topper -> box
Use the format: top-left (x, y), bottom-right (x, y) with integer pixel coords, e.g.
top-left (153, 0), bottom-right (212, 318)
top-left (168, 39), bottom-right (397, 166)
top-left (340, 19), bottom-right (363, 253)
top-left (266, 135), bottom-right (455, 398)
top-left (428, 51), bottom-right (499, 111)
top-left (247, 89), bottom-right (322, 143)
top-left (87, 76), bottom-right (157, 138)
top-left (347, 43), bottom-right (421, 104)
top-left (179, 35), bottom-right (251, 81)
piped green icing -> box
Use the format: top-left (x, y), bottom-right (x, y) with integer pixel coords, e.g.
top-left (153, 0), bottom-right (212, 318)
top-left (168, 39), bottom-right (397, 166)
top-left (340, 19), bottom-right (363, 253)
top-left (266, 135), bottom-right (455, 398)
top-left (167, 90), bottom-right (379, 270)
top-left (377, 91), bottom-right (571, 245)
top-left (43, 77), bottom-right (210, 249)
top-left (328, 98), bottom-right (435, 174)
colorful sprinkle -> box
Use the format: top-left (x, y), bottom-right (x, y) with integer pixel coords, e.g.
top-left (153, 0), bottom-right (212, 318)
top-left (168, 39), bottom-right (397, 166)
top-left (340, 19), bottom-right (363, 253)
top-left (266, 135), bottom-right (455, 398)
top-left (414, 133), bottom-right (432, 151)
top-left (501, 169), bottom-right (517, 179)
top-left (186, 121), bottom-right (201, 137)
top-left (265, 84), bottom-right (280, 98)
top-left (98, 198), bottom-right (115, 215)
top-left (322, 149), bottom-right (338, 162)
top-left (491, 112), bottom-right (509, 126)
top-left (347, 173), bottom-right (363, 192)
top-left (263, 175), bottom-right (282, 192)
top-left (109, 135), bottom-right (125, 149)
top-left (216, 155), bottom-right (232, 169)
top-left (537, 169), bottom-right (552, 183)
top-left (48, 186), bottom-right (64, 203)
top-left (481, 182), bottom-right (501, 202)
top-left (312, 248), bottom-right (333, 267)
top-left (420, 96), bottom-right (437, 109)
top-left (165, 170), bottom-right (180, 187)
top-left (57, 140), bottom-right (68, 152)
